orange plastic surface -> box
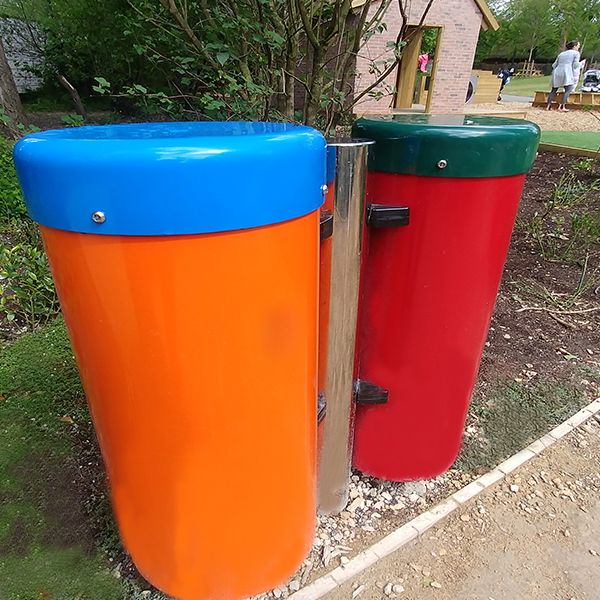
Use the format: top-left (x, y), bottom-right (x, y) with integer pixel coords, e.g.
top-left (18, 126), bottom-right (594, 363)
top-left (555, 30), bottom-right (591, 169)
top-left (41, 213), bottom-right (319, 600)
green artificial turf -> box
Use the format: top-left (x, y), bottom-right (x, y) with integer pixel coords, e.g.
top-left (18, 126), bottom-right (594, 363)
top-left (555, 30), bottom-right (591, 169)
top-left (541, 130), bottom-right (600, 152)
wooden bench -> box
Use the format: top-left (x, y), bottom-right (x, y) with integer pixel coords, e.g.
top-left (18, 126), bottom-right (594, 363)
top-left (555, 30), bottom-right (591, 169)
top-left (533, 90), bottom-right (600, 109)
top-left (516, 69), bottom-right (543, 77)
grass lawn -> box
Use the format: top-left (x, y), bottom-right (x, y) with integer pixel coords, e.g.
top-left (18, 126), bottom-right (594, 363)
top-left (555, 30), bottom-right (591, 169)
top-left (456, 378), bottom-right (587, 472)
top-left (0, 320), bottom-right (123, 599)
top-left (541, 130), bottom-right (600, 152)
top-left (0, 319), bottom-right (167, 599)
top-left (504, 75), bottom-right (551, 97)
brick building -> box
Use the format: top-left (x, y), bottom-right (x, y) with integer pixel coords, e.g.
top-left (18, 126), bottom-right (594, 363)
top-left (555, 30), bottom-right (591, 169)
top-left (353, 0), bottom-right (499, 115)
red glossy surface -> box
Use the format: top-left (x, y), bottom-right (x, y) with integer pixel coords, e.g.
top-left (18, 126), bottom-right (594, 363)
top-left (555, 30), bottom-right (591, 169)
top-left (353, 172), bottom-right (527, 481)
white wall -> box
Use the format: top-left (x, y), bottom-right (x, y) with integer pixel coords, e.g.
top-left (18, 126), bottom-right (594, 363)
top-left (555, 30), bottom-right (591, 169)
top-left (0, 17), bottom-right (44, 93)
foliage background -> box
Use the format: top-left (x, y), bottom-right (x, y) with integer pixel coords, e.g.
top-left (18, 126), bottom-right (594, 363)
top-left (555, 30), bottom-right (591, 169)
top-left (1, 0), bottom-right (427, 131)
top-left (477, 0), bottom-right (600, 65)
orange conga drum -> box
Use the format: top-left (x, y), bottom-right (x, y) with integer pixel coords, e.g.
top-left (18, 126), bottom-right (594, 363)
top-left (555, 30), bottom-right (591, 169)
top-left (14, 122), bottom-right (326, 600)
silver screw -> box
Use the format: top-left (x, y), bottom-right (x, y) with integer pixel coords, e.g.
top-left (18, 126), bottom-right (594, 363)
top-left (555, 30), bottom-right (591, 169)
top-left (321, 184), bottom-right (328, 195)
top-left (92, 211), bottom-right (106, 224)
top-left (437, 159), bottom-right (448, 169)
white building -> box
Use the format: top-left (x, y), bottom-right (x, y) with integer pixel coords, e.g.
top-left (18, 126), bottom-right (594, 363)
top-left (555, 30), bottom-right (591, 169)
top-left (0, 17), bottom-right (43, 93)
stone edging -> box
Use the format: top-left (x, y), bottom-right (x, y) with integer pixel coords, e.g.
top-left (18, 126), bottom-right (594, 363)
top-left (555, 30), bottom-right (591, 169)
top-left (289, 397), bottom-right (600, 600)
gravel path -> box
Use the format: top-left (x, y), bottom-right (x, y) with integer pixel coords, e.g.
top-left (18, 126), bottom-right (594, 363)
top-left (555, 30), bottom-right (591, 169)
top-left (499, 94), bottom-right (534, 103)
top-left (326, 415), bottom-right (600, 600)
top-left (471, 102), bottom-right (600, 132)
top-left (250, 469), bottom-right (468, 599)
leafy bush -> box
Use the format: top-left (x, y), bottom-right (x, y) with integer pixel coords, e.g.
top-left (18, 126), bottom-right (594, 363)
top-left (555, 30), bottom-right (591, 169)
top-left (0, 224), bottom-right (59, 330)
top-left (0, 137), bottom-right (27, 225)
top-left (0, 136), bottom-right (57, 332)
top-left (61, 113), bottom-right (86, 127)
top-left (6, 0), bottom-right (141, 95)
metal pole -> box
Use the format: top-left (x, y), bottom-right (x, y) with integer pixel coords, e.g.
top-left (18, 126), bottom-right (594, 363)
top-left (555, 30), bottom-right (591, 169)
top-left (318, 139), bottom-right (374, 515)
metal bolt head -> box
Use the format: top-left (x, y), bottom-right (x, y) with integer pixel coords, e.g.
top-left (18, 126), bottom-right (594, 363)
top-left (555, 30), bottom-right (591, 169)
top-left (92, 211), bottom-right (106, 224)
top-left (437, 159), bottom-right (448, 169)
top-left (321, 184), bottom-right (329, 195)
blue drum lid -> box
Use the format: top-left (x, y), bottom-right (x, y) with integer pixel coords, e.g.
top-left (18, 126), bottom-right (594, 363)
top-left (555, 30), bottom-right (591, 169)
top-left (14, 121), bottom-right (327, 235)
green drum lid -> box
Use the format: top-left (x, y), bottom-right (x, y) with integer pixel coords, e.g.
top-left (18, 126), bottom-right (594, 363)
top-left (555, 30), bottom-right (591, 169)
top-left (352, 114), bottom-right (541, 178)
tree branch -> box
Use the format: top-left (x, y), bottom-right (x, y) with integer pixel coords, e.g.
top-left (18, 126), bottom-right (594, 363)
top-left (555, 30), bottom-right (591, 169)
top-left (296, 0), bottom-right (321, 49)
top-left (158, 0), bottom-right (221, 71)
top-left (58, 74), bottom-right (87, 119)
top-left (324, 0), bottom-right (352, 43)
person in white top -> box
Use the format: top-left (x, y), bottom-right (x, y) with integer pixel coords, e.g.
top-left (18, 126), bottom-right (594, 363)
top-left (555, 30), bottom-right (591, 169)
top-left (546, 40), bottom-right (581, 112)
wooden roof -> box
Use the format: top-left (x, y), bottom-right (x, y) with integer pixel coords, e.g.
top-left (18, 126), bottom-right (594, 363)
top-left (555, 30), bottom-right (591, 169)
top-left (474, 0), bottom-right (500, 31)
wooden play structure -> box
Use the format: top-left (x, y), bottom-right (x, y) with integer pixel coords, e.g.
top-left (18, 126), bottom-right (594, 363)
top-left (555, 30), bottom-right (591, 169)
top-left (470, 70), bottom-right (502, 103)
top-left (353, 0), bottom-right (500, 115)
top-left (414, 69), bottom-right (501, 107)
top-left (518, 61), bottom-right (544, 77)
top-left (533, 90), bottom-right (600, 110)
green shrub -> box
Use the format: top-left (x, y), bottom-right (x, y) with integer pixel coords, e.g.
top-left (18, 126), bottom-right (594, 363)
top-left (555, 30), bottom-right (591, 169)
top-left (0, 226), bottom-right (59, 330)
top-left (0, 137), bottom-right (27, 225)
top-left (61, 113), bottom-right (86, 127)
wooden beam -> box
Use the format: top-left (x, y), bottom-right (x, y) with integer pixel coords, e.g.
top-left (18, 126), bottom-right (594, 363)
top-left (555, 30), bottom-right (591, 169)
top-left (416, 74), bottom-right (428, 104)
top-left (474, 0), bottom-right (500, 31)
top-left (424, 27), bottom-right (442, 113)
top-left (394, 28), bottom-right (422, 109)
top-left (538, 143), bottom-right (600, 158)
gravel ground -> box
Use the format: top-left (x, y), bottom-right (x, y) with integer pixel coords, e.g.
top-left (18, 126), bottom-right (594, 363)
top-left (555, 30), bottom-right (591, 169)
top-left (470, 102), bottom-right (600, 131)
top-left (256, 408), bottom-right (599, 599)
top-left (328, 414), bottom-right (600, 600)
top-left (249, 470), bottom-right (474, 600)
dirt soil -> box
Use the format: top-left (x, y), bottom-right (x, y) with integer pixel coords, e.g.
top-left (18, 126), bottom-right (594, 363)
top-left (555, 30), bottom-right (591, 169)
top-left (327, 416), bottom-right (600, 600)
top-left (480, 152), bottom-right (600, 387)
top-left (3, 137), bottom-right (596, 597)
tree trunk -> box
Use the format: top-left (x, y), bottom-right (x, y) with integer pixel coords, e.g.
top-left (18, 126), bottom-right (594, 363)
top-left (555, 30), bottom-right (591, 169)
top-left (0, 37), bottom-right (27, 136)
top-left (559, 30), bottom-right (567, 52)
top-left (283, 35), bottom-right (298, 121)
top-left (304, 47), bottom-right (325, 126)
